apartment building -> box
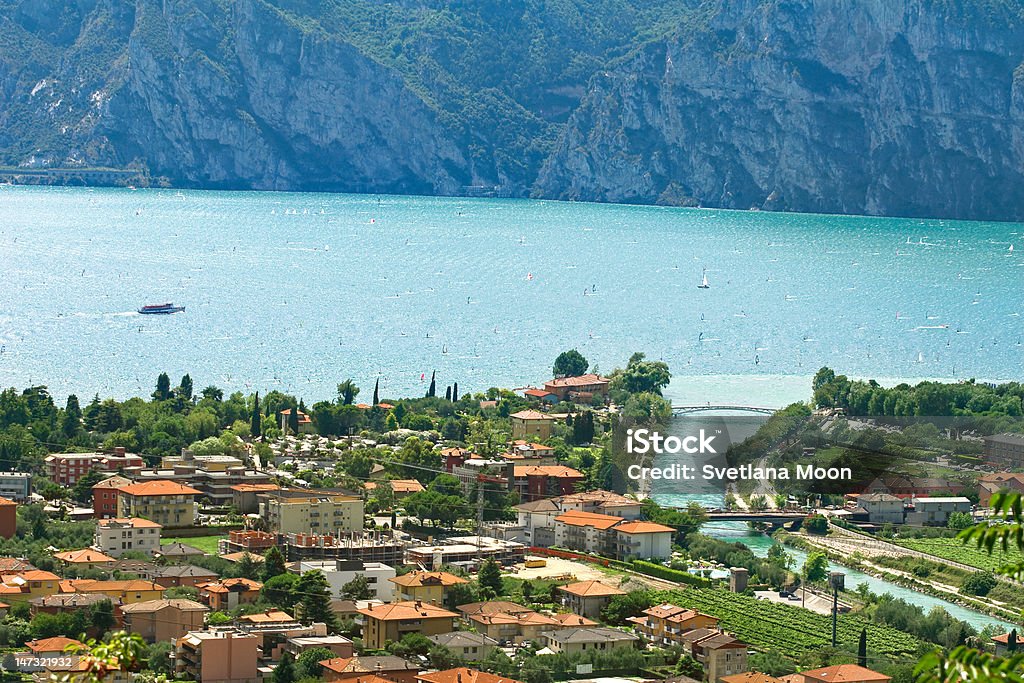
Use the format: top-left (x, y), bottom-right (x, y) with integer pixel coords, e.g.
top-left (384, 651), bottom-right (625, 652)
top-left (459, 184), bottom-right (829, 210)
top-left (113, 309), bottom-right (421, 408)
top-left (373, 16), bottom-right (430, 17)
top-left (289, 560), bottom-right (396, 602)
top-left (45, 448), bottom-right (144, 486)
top-left (389, 571), bottom-right (468, 604)
top-left (93, 475), bottom-right (133, 519)
top-left (511, 465), bottom-right (584, 502)
top-left (259, 489), bottom-right (364, 534)
top-left (176, 630), bottom-right (259, 683)
top-left (94, 517), bottom-right (163, 557)
top-left (905, 497), bottom-right (972, 526)
top-left (540, 627), bottom-right (638, 655)
top-left (627, 603), bottom-right (720, 646)
top-left (357, 601), bottom-right (459, 650)
top-left (120, 598), bottom-right (208, 643)
top-left (117, 480), bottom-right (200, 529)
top-left (59, 579), bottom-right (164, 604)
top-left (557, 581), bottom-right (626, 620)
top-left (0, 471), bottom-right (31, 500)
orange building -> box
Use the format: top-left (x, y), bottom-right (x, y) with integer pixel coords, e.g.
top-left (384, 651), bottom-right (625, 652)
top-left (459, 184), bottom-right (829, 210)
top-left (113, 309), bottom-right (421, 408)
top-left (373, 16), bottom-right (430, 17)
top-left (357, 601), bottom-right (458, 649)
top-left (319, 657), bottom-right (421, 683)
top-left (557, 580), bottom-right (626, 620)
top-left (197, 578), bottom-right (263, 611)
top-left (417, 667), bottom-right (524, 683)
top-left (0, 497), bottom-right (15, 539)
top-left (628, 603), bottom-right (720, 646)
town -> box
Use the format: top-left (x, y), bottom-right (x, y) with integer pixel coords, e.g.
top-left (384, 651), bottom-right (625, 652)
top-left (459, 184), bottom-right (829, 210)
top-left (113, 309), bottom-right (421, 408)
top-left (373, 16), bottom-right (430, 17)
top-left (0, 357), bottom-right (1021, 683)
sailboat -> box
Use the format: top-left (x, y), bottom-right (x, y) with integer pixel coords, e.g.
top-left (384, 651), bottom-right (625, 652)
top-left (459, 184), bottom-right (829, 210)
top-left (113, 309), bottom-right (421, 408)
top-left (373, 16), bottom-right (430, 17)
top-left (697, 268), bottom-right (710, 289)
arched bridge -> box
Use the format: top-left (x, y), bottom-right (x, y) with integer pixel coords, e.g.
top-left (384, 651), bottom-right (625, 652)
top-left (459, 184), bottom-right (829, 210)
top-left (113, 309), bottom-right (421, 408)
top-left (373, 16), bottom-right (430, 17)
top-left (671, 404), bottom-right (778, 415)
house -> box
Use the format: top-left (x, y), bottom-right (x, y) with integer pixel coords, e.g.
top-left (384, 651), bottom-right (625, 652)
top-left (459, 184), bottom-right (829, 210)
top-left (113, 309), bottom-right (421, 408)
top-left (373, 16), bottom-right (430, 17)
top-left (119, 598), bottom-right (209, 643)
top-left (289, 559), bottom-right (396, 601)
top-left (509, 411), bottom-right (556, 441)
top-left (552, 613), bottom-right (598, 628)
top-left (557, 490), bottom-right (643, 519)
top-left (687, 632), bottom-right (749, 683)
top-left (156, 542), bottom-right (206, 563)
top-left (627, 604), bottom-right (719, 645)
top-left (554, 510), bottom-right (622, 555)
top-left (94, 517), bottom-right (162, 557)
top-left (153, 564), bottom-right (219, 588)
top-left (426, 632), bottom-right (499, 661)
top-left (389, 571), bottom-right (468, 604)
top-left (30, 592), bottom-right (117, 618)
top-left (19, 637), bottom-right (86, 671)
top-left (319, 656), bottom-right (421, 683)
top-left (417, 668), bottom-right (524, 683)
top-left (0, 570), bottom-right (62, 603)
top-left (198, 578), bottom-right (263, 611)
top-left (282, 634), bottom-right (354, 660)
top-left (783, 664), bottom-right (891, 683)
top-left (364, 479), bottom-right (425, 499)
top-left (259, 489), bottom-right (365, 534)
top-left (457, 601), bottom-right (535, 617)
top-left (614, 521), bottom-right (675, 560)
top-left (279, 408), bottom-right (315, 435)
top-left (978, 472), bottom-right (1024, 507)
top-left (540, 627), bottom-right (639, 655)
top-left (0, 471), bottom-right (31, 500)
top-left (467, 609), bottom-right (562, 644)
top-left (857, 493), bottom-right (905, 524)
top-left (721, 674), bottom-right (785, 683)
top-left (357, 601), bottom-right (459, 650)
top-left (862, 475), bottom-right (964, 499)
top-left (512, 465), bottom-right (585, 502)
top-left (543, 374), bottom-right (610, 402)
top-left (53, 548), bottom-right (115, 570)
top-left (992, 631), bottom-right (1021, 656)
top-left (983, 433), bottom-right (1024, 470)
top-left (231, 484), bottom-right (281, 514)
top-left (0, 497), bottom-right (16, 538)
top-left (905, 497), bottom-right (972, 526)
top-left (59, 579), bottom-right (164, 604)
top-left (175, 630), bottom-right (259, 683)
top-left (117, 480), bottom-right (201, 529)
top-left (523, 389), bottom-right (559, 404)
top-left (45, 448), bottom-right (143, 487)
top-left (92, 476), bottom-right (133, 519)
top-left (557, 581), bottom-right (626, 620)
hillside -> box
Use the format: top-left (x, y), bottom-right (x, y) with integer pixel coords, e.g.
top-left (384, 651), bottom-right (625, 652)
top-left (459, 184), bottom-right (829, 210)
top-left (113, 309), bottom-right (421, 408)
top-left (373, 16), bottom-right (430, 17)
top-left (3, 0), bottom-right (1024, 220)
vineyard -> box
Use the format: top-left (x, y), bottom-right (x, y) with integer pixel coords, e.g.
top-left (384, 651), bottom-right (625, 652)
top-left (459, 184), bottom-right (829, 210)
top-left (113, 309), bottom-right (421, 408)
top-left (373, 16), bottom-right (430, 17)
top-left (658, 588), bottom-right (922, 660)
top-left (897, 537), bottom-right (1024, 573)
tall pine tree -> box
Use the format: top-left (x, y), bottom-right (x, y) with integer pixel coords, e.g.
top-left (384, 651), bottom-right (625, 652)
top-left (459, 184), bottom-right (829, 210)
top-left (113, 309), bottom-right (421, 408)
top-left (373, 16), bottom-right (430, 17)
top-left (251, 391), bottom-right (261, 437)
top-left (452, 382), bottom-right (459, 402)
top-left (427, 371), bottom-right (436, 398)
top-left (372, 378), bottom-right (379, 405)
top-left (153, 373), bottom-right (171, 401)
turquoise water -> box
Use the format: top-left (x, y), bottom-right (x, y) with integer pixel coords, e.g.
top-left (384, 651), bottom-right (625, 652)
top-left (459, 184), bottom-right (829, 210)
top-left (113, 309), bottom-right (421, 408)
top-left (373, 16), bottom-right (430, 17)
top-left (1, 185), bottom-right (1022, 401)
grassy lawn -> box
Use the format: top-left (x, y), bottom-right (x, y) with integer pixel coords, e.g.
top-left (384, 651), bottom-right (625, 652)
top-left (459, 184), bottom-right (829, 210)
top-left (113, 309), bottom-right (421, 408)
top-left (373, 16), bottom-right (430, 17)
top-left (897, 536), bottom-right (1024, 573)
top-left (161, 534), bottom-right (225, 555)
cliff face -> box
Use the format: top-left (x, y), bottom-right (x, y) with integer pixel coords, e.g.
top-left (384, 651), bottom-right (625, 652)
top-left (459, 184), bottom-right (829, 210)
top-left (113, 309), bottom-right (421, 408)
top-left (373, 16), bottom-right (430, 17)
top-left (535, 0), bottom-right (1024, 220)
top-left (4, 0), bottom-right (1024, 220)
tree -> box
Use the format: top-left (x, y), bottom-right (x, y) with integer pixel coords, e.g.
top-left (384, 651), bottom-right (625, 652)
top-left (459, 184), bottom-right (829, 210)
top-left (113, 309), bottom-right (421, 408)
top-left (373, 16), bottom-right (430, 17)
top-left (178, 374), bottom-right (194, 401)
top-left (427, 371), bottom-right (436, 398)
top-left (153, 373), bottom-right (171, 401)
top-left (601, 591), bottom-right (655, 625)
top-left (273, 652), bottom-right (297, 683)
top-left (805, 514), bottom-right (829, 535)
top-left (372, 378), bottom-right (380, 405)
top-left (802, 551), bottom-right (829, 608)
top-left (553, 349), bottom-right (588, 377)
top-left (296, 570), bottom-right (339, 632)
top-left (520, 658), bottom-right (553, 683)
top-left (445, 386), bottom-right (452, 401)
top-left (68, 631), bottom-right (146, 683)
top-left (296, 647), bottom-right (336, 679)
top-left (452, 382), bottom-right (459, 402)
top-left (237, 552), bottom-right (261, 580)
top-left (251, 391), bottom-right (262, 437)
top-left (961, 571), bottom-right (997, 597)
top-left (262, 573), bottom-right (298, 608)
top-left (288, 407), bottom-right (299, 435)
top-left (340, 574), bottom-right (373, 600)
top-left (571, 411), bottom-right (595, 445)
top-left (263, 546), bottom-right (287, 580)
top-left (62, 394), bottom-right (82, 438)
top-left (947, 511), bottom-right (973, 530)
top-left (337, 380), bottom-right (359, 406)
top-left (145, 641), bottom-right (174, 675)
top-left (478, 557), bottom-right (504, 596)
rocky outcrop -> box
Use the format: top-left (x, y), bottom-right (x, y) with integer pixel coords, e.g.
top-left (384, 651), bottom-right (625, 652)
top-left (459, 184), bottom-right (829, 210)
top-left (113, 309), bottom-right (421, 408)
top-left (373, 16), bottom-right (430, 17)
top-left (534, 0), bottom-right (1024, 220)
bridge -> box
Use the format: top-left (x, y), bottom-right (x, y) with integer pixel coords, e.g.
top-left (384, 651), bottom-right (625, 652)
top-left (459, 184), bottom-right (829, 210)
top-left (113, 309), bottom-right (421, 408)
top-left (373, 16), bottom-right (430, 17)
top-left (671, 404), bottom-right (778, 416)
top-left (704, 511), bottom-right (807, 522)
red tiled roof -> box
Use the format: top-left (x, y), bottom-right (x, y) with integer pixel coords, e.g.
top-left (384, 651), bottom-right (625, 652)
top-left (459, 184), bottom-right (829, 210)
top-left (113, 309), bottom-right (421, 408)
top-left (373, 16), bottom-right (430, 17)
top-left (26, 637), bottom-right (85, 654)
top-left (614, 520), bottom-right (676, 534)
top-left (418, 667), bottom-right (524, 683)
top-left (118, 480), bottom-right (201, 496)
top-left (554, 510), bottom-right (623, 530)
top-left (545, 374), bottom-right (609, 388)
top-left (513, 465), bottom-right (583, 478)
top-left (558, 580), bottom-right (626, 597)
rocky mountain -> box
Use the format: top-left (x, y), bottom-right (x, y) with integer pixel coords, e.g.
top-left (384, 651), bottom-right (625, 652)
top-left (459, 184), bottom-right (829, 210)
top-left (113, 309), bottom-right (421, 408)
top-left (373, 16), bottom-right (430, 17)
top-left (2, 0), bottom-right (1024, 220)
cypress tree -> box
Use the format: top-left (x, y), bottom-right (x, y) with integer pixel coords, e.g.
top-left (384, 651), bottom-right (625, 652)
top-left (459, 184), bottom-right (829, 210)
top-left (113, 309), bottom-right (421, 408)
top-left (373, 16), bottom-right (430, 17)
top-left (178, 374), bottom-right (193, 401)
top-left (452, 382), bottom-right (459, 402)
top-left (288, 406), bottom-right (299, 435)
top-left (372, 378), bottom-right (379, 405)
top-left (251, 391), bottom-right (261, 437)
top-left (427, 371), bottom-right (436, 398)
top-left (62, 394), bottom-right (82, 438)
top-left (153, 372), bottom-right (171, 401)
top-left (445, 386), bottom-right (452, 401)
top-left (1010, 628), bottom-right (1019, 653)
top-left (858, 628), bottom-right (867, 667)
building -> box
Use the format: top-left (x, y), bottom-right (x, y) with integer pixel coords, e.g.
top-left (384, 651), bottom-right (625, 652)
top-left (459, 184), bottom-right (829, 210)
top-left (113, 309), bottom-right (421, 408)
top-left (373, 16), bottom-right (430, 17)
top-left (120, 598), bottom-right (209, 643)
top-left (862, 475), bottom-right (964, 499)
top-left (426, 632), bottom-right (499, 661)
top-left (59, 579), bottom-right (164, 604)
top-left (417, 668), bottom-right (524, 683)
top-left (357, 601), bottom-right (459, 650)
top-left (221, 530), bottom-right (277, 555)
top-left (0, 471), bottom-right (31, 500)
top-left (0, 497), bottom-right (16, 538)
top-left (405, 536), bottom-right (526, 570)
top-left (280, 532), bottom-right (407, 565)
top-left (279, 408), bottom-right (315, 435)
top-left (721, 675), bottom-right (785, 683)
top-left (131, 459), bottom-right (273, 508)
top-left (557, 580), bottom-right (626, 620)
top-left (94, 518), bottom-right (163, 557)
top-left (540, 627), bottom-right (639, 655)
top-left (468, 609), bottom-right (561, 643)
top-left (905, 497), bottom-right (972, 526)
top-left (93, 476), bottom-right (133, 519)
top-left (175, 630), bottom-right (259, 683)
top-left (543, 374), bottom-right (610, 402)
top-left (983, 433), bottom-right (1024, 470)
top-left (117, 480), bottom-right (200, 529)
top-left (509, 411), bottom-right (556, 441)
top-left (0, 570), bottom-right (61, 603)
top-left (259, 489), bottom-right (364, 534)
top-left (29, 592), bottom-right (116, 618)
top-left (389, 571), bottom-right (468, 604)
top-left (622, 602), bottom-right (720, 647)
top-left (857, 493), bottom-right (905, 524)
top-left (53, 549), bottom-right (115, 570)
top-left (231, 484), bottom-right (281, 514)
top-left (992, 631), bottom-right (1021, 656)
top-left (197, 578), bottom-right (263, 611)
top-left (19, 637), bottom-right (86, 671)
top-left (364, 480), bottom-right (425, 499)
top-left (319, 656), bottom-right (421, 683)
top-left (685, 632), bottom-right (749, 683)
top-left (157, 542), bottom-right (206, 564)
top-left (613, 520), bottom-right (675, 560)
top-left (554, 510), bottom-right (622, 555)
top-left (978, 472), bottom-right (1024, 507)
top-left (45, 448), bottom-right (144, 487)
top-left (289, 559), bottom-right (397, 601)
top-left (282, 634), bottom-right (354, 660)
top-left (523, 389), bottom-right (559, 404)
top-left (511, 465), bottom-right (585, 502)
top-left (153, 565), bottom-right (220, 588)
top-left (784, 664), bottom-right (891, 683)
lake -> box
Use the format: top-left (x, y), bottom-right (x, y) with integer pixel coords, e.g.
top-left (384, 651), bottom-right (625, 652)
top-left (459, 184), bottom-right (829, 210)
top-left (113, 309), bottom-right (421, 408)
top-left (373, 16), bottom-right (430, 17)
top-left (0, 185), bottom-right (1021, 403)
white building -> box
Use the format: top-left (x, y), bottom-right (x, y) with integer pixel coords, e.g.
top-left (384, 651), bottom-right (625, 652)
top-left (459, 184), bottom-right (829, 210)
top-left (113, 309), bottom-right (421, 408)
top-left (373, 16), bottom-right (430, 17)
top-left (906, 497), bottom-right (972, 526)
top-left (858, 493), bottom-right (905, 524)
top-left (288, 559), bottom-right (396, 601)
top-left (94, 517), bottom-right (163, 557)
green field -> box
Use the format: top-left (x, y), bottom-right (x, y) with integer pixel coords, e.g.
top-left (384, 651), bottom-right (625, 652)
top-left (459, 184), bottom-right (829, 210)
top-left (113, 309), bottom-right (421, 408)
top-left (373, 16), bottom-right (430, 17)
top-left (161, 535), bottom-right (225, 555)
top-left (897, 537), bottom-right (1024, 573)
